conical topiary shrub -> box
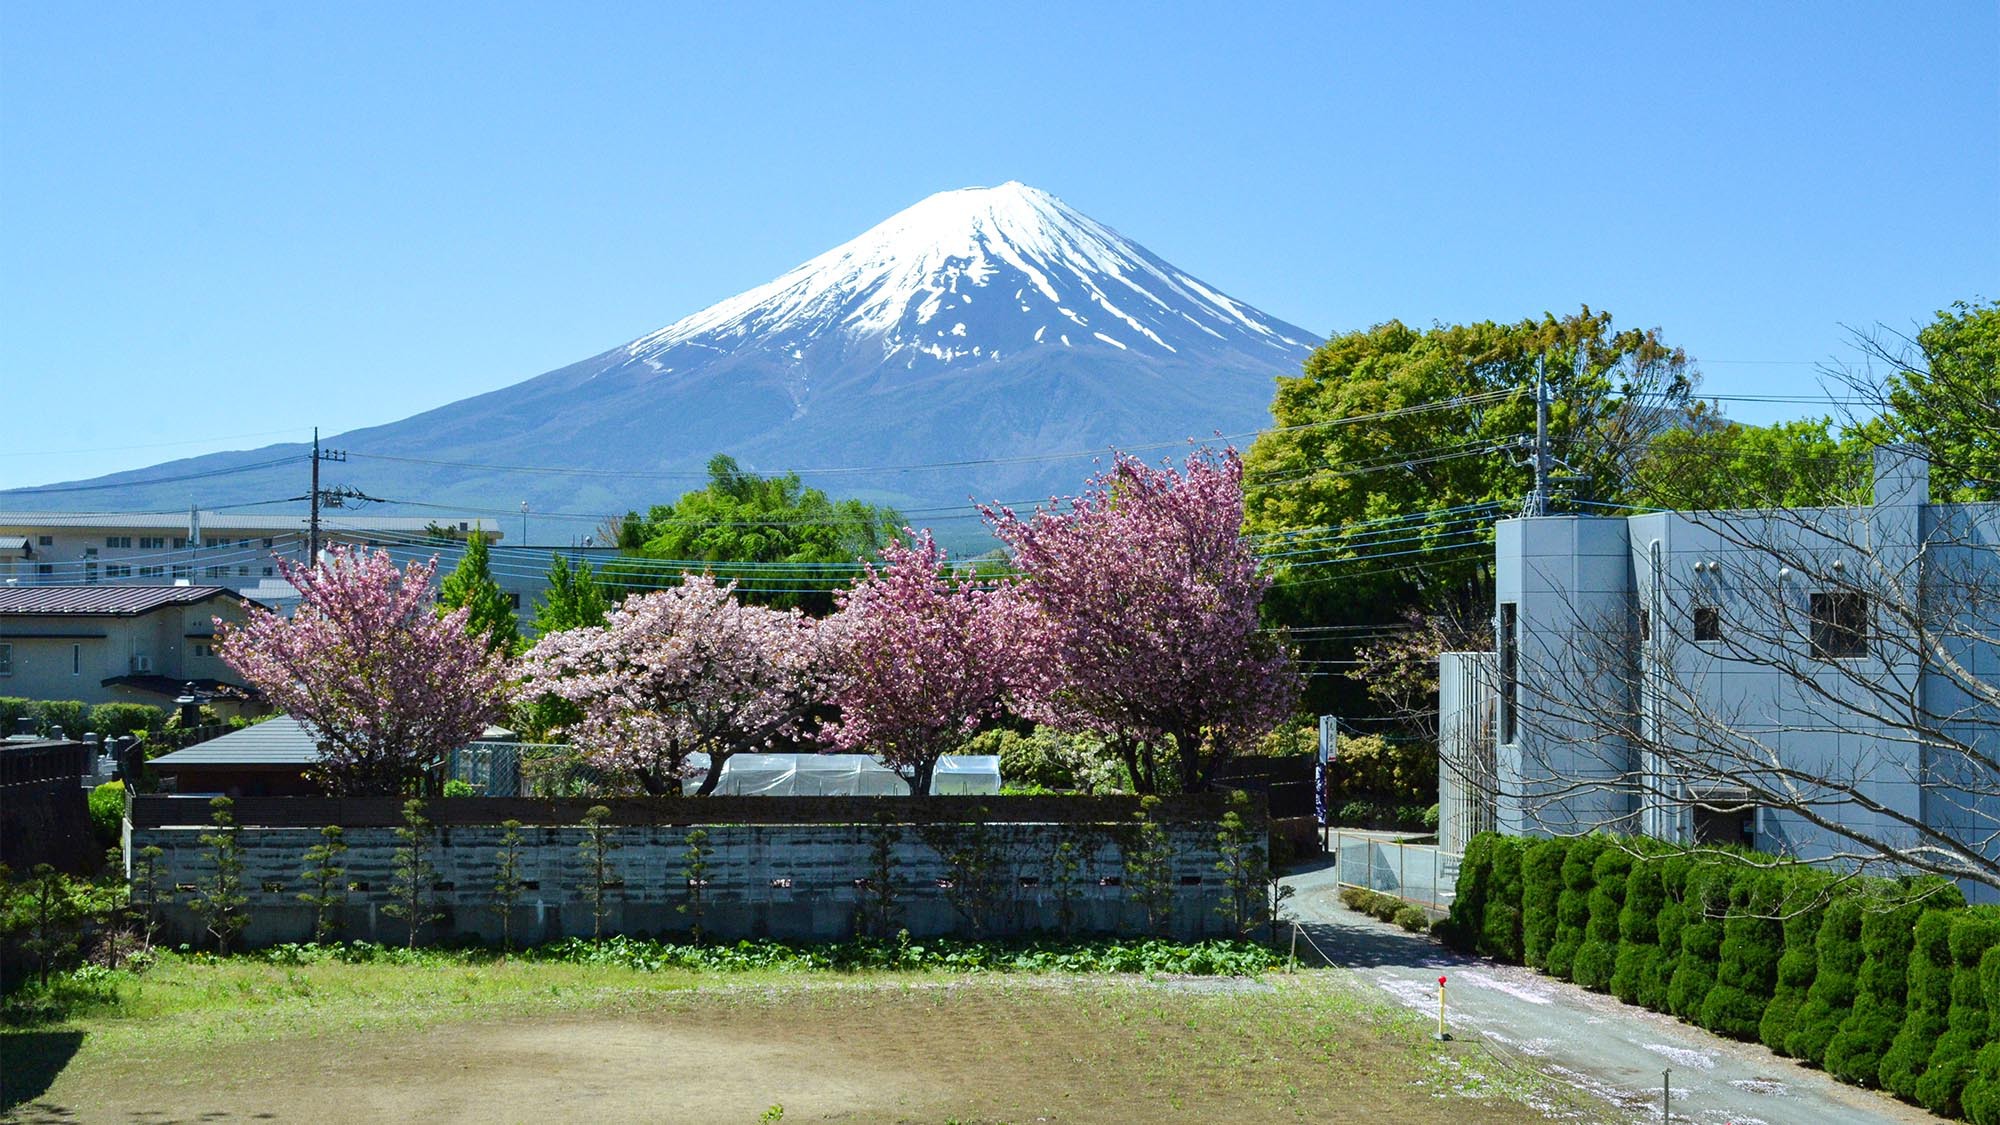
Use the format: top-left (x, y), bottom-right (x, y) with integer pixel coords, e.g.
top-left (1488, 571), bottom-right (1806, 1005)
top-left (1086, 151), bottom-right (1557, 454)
top-left (1825, 882), bottom-right (1962, 1087)
top-left (1758, 867), bottom-right (1833, 1057)
top-left (1917, 906), bottom-right (2000, 1119)
top-left (1573, 844), bottom-right (1633, 992)
top-left (1700, 868), bottom-right (1786, 1040)
top-left (1958, 945), bottom-right (2000, 1125)
top-left (1480, 835), bottom-right (1526, 963)
top-left (1881, 907), bottom-right (1959, 1102)
top-left (1547, 835), bottom-right (1606, 981)
top-left (1444, 833), bottom-right (1497, 952)
top-left (1611, 854), bottom-right (1667, 1005)
top-left (1641, 852), bottom-right (1693, 1011)
top-left (1521, 837), bottom-right (1569, 971)
top-left (1667, 861), bottom-right (1733, 1021)
top-left (1789, 897), bottom-right (1867, 1066)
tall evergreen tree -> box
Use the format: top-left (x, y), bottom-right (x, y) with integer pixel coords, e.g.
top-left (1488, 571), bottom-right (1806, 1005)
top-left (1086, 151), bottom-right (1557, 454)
top-left (438, 533), bottom-right (518, 653)
top-left (532, 554), bottom-right (611, 635)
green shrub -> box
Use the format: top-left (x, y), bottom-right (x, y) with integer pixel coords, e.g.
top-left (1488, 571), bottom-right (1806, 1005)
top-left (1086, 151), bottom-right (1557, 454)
top-left (1421, 804), bottom-right (1440, 833)
top-left (1959, 945), bottom-right (2000, 1125)
top-left (1573, 845), bottom-right (1633, 992)
top-left (1827, 884), bottom-right (1961, 1088)
top-left (1521, 837), bottom-right (1569, 970)
top-left (1479, 836), bottom-right (1525, 962)
top-left (86, 781), bottom-right (126, 846)
top-left (1443, 833), bottom-right (1496, 952)
top-left (1882, 907), bottom-right (1957, 1102)
top-left (29, 700), bottom-right (89, 738)
top-left (1666, 862), bottom-right (1733, 1021)
top-left (1640, 852), bottom-right (1693, 1011)
top-left (0, 696), bottom-right (31, 734)
top-left (1759, 868), bottom-right (1833, 1056)
top-left (1611, 855), bottom-right (1666, 1005)
top-left (1547, 835), bottom-right (1605, 980)
top-left (1394, 904), bottom-right (1429, 932)
top-left (1789, 897), bottom-right (1868, 1066)
top-left (89, 703), bottom-right (165, 740)
top-left (1918, 907), bottom-right (2000, 1118)
top-left (1699, 869), bottom-right (1784, 1040)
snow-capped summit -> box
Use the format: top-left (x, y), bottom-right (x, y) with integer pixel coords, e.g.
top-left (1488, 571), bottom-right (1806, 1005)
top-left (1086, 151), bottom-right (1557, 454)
top-left (12, 184), bottom-right (1319, 535)
top-left (623, 182), bottom-right (1309, 377)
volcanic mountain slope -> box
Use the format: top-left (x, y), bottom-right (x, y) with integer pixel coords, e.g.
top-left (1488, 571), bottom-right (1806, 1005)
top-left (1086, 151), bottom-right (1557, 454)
top-left (7, 183), bottom-right (1319, 536)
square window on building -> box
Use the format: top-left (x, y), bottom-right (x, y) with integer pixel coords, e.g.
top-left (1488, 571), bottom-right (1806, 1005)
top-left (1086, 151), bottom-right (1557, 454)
top-left (174, 537), bottom-right (187, 549)
top-left (1810, 591), bottom-right (1868, 658)
top-left (262, 566), bottom-right (273, 577)
top-left (262, 537), bottom-right (274, 549)
top-left (35, 564), bottom-right (52, 576)
top-left (1498, 602), bottom-right (1519, 745)
top-left (237, 565), bottom-right (250, 577)
top-left (37, 535), bottom-right (52, 546)
top-left (1693, 606), bottom-right (1721, 642)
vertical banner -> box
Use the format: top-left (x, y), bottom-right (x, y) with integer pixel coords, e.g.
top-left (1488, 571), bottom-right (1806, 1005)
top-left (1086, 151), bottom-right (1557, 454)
top-left (1315, 715), bottom-right (1336, 825)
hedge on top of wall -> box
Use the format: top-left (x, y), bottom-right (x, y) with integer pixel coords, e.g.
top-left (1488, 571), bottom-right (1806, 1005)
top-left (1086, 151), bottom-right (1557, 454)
top-left (1573, 845), bottom-right (1633, 993)
top-left (1520, 837), bottom-right (1569, 971)
top-left (1919, 908), bottom-right (2000, 1119)
top-left (1758, 867), bottom-right (1833, 1057)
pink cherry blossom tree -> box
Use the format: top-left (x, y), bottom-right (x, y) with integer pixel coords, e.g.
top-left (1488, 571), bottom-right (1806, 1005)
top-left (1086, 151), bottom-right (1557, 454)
top-left (984, 447), bottom-right (1298, 793)
top-left (822, 532), bottom-right (1018, 795)
top-left (216, 545), bottom-right (509, 796)
top-left (514, 575), bottom-right (825, 795)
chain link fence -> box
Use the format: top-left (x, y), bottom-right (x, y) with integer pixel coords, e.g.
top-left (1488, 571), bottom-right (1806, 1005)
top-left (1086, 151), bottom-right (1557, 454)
top-left (1328, 828), bottom-right (1461, 911)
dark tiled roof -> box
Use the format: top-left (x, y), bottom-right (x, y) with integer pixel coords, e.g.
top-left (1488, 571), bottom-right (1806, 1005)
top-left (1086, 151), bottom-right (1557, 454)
top-left (149, 716), bottom-right (321, 767)
top-left (0, 585), bottom-right (248, 616)
top-left (100, 674), bottom-right (262, 702)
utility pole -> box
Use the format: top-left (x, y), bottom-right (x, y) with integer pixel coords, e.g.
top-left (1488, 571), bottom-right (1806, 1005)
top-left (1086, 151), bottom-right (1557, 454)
top-left (1526, 355), bottom-right (1551, 518)
top-left (308, 429), bottom-right (349, 566)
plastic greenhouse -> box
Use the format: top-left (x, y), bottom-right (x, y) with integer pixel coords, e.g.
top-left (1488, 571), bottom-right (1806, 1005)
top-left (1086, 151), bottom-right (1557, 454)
top-left (682, 753), bottom-right (1002, 796)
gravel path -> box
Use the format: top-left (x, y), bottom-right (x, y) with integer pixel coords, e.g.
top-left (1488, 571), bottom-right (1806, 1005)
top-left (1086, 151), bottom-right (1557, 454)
top-left (1282, 858), bottom-right (1934, 1125)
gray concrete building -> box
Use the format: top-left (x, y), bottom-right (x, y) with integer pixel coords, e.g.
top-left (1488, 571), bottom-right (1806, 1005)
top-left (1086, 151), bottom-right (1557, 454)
top-left (1439, 447), bottom-right (2000, 894)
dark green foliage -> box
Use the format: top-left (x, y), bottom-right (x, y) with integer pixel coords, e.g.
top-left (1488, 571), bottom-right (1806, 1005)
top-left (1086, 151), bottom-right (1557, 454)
top-left (383, 799), bottom-right (441, 950)
top-left (1443, 833), bottom-right (1495, 952)
top-left (1882, 908), bottom-right (1956, 1102)
top-left (29, 700), bottom-right (89, 738)
top-left (491, 820), bottom-right (527, 953)
top-left (296, 825), bottom-right (348, 943)
top-left (1789, 897), bottom-right (1867, 1066)
top-left (189, 797), bottom-right (249, 955)
top-left (1610, 856), bottom-right (1666, 1005)
top-left (1666, 862), bottom-right (1732, 1021)
top-left (1827, 885), bottom-right (1960, 1088)
top-left (1478, 836), bottom-right (1525, 962)
top-left (1919, 907), bottom-right (2000, 1118)
top-left (1960, 945), bottom-right (2000, 1125)
top-left (1572, 845), bottom-right (1632, 992)
top-left (577, 804), bottom-right (621, 943)
top-left (1759, 868), bottom-right (1832, 1056)
top-left (532, 553), bottom-right (611, 634)
top-left (87, 781), bottom-right (126, 847)
top-left (1547, 835), bottom-right (1605, 981)
top-left (1699, 869), bottom-right (1784, 1040)
top-left (89, 702), bottom-right (166, 739)
top-left (1520, 837), bottom-right (1569, 970)
top-left (1640, 853), bottom-right (1693, 1011)
top-left (437, 532), bottom-right (518, 653)
top-left (1124, 796), bottom-right (1177, 938)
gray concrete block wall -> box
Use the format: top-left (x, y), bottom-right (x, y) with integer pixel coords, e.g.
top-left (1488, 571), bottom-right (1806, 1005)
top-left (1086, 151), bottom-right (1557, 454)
top-left (133, 820), bottom-right (1243, 946)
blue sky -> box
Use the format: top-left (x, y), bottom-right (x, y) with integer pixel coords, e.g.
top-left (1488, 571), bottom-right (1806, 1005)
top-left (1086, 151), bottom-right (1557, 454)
top-left (1, 2), bottom-right (1993, 491)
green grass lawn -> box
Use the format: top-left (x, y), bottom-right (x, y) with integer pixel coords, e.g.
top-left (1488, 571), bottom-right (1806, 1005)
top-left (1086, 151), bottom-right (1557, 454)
top-left (2, 954), bottom-right (1573, 1123)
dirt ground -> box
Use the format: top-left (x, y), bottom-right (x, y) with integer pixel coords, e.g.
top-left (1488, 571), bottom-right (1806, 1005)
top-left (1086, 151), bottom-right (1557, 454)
top-left (4, 976), bottom-right (1561, 1124)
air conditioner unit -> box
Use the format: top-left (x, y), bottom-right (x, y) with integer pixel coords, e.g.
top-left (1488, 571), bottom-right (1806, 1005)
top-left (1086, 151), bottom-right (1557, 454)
top-left (130, 655), bottom-right (153, 673)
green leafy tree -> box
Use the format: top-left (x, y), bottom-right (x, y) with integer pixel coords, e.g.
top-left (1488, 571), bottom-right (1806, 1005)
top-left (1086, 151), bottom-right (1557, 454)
top-left (919, 813), bottom-right (1012, 939)
top-left (1245, 308), bottom-right (1693, 716)
top-left (618, 454), bottom-right (901, 614)
top-left (437, 533), bottom-right (518, 653)
top-left (488, 819), bottom-right (528, 952)
top-left (1214, 791), bottom-right (1269, 938)
top-left (384, 799), bottom-right (441, 949)
top-left (190, 796), bottom-right (249, 954)
top-left (1628, 411), bottom-right (1875, 510)
top-left (858, 812), bottom-right (901, 939)
top-left (679, 826), bottom-right (712, 943)
top-left (1862, 298), bottom-right (2000, 501)
top-left (296, 825), bottom-right (348, 943)
top-left (1123, 796), bottom-right (1177, 938)
top-left (8, 864), bottom-right (85, 985)
top-left (129, 843), bottom-right (167, 952)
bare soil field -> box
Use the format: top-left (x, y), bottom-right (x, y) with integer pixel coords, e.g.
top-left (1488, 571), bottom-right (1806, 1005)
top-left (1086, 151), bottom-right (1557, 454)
top-left (3, 972), bottom-right (1565, 1123)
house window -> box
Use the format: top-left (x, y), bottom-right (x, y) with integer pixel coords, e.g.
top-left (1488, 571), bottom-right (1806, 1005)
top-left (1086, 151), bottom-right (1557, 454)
top-left (238, 538), bottom-right (250, 549)
top-left (174, 537), bottom-right (187, 549)
top-left (194, 643), bottom-right (213, 658)
top-left (37, 535), bottom-right (52, 547)
top-left (36, 564), bottom-right (52, 577)
top-left (139, 536), bottom-right (166, 550)
top-left (72, 644), bottom-right (80, 675)
top-left (106, 536), bottom-right (131, 549)
top-left (0, 643), bottom-right (11, 676)
top-left (105, 564), bottom-right (132, 578)
top-left (1693, 606), bottom-right (1721, 642)
top-left (237, 565), bottom-right (250, 577)
top-left (1811, 592), bottom-right (1869, 658)
top-left (1499, 602), bottom-right (1519, 745)
top-left (262, 566), bottom-right (273, 577)
top-left (508, 592), bottom-right (522, 609)
top-left (262, 537), bottom-right (274, 549)
top-left (205, 565), bottom-right (228, 578)
top-left (1638, 607), bottom-right (1651, 644)
top-left (172, 565), bottom-right (191, 579)
top-left (140, 565), bottom-right (165, 578)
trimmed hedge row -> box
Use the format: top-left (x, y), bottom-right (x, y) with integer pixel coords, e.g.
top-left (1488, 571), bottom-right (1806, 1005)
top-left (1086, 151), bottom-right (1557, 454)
top-left (1449, 832), bottom-right (1991, 1120)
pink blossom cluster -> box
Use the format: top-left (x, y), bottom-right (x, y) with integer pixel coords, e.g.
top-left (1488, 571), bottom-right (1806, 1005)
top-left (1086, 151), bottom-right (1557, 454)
top-left (215, 545), bottom-right (509, 795)
top-left (820, 532), bottom-right (1019, 793)
top-left (513, 574), bottom-right (826, 795)
top-left (984, 447), bottom-right (1298, 792)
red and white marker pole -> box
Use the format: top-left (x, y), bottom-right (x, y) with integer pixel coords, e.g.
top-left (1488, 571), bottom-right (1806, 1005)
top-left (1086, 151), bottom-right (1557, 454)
top-left (1435, 975), bottom-right (1450, 1041)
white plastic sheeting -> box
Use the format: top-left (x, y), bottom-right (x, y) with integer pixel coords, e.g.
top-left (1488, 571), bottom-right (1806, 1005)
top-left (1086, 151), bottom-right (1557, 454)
top-left (682, 753), bottom-right (1002, 796)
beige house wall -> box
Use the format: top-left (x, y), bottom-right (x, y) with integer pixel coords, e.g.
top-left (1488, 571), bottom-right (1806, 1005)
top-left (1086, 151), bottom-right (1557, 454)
top-left (0, 599), bottom-right (251, 706)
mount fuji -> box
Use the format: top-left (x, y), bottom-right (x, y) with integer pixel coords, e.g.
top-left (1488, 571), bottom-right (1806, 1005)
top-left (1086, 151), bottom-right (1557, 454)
top-left (6, 183), bottom-right (1319, 539)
